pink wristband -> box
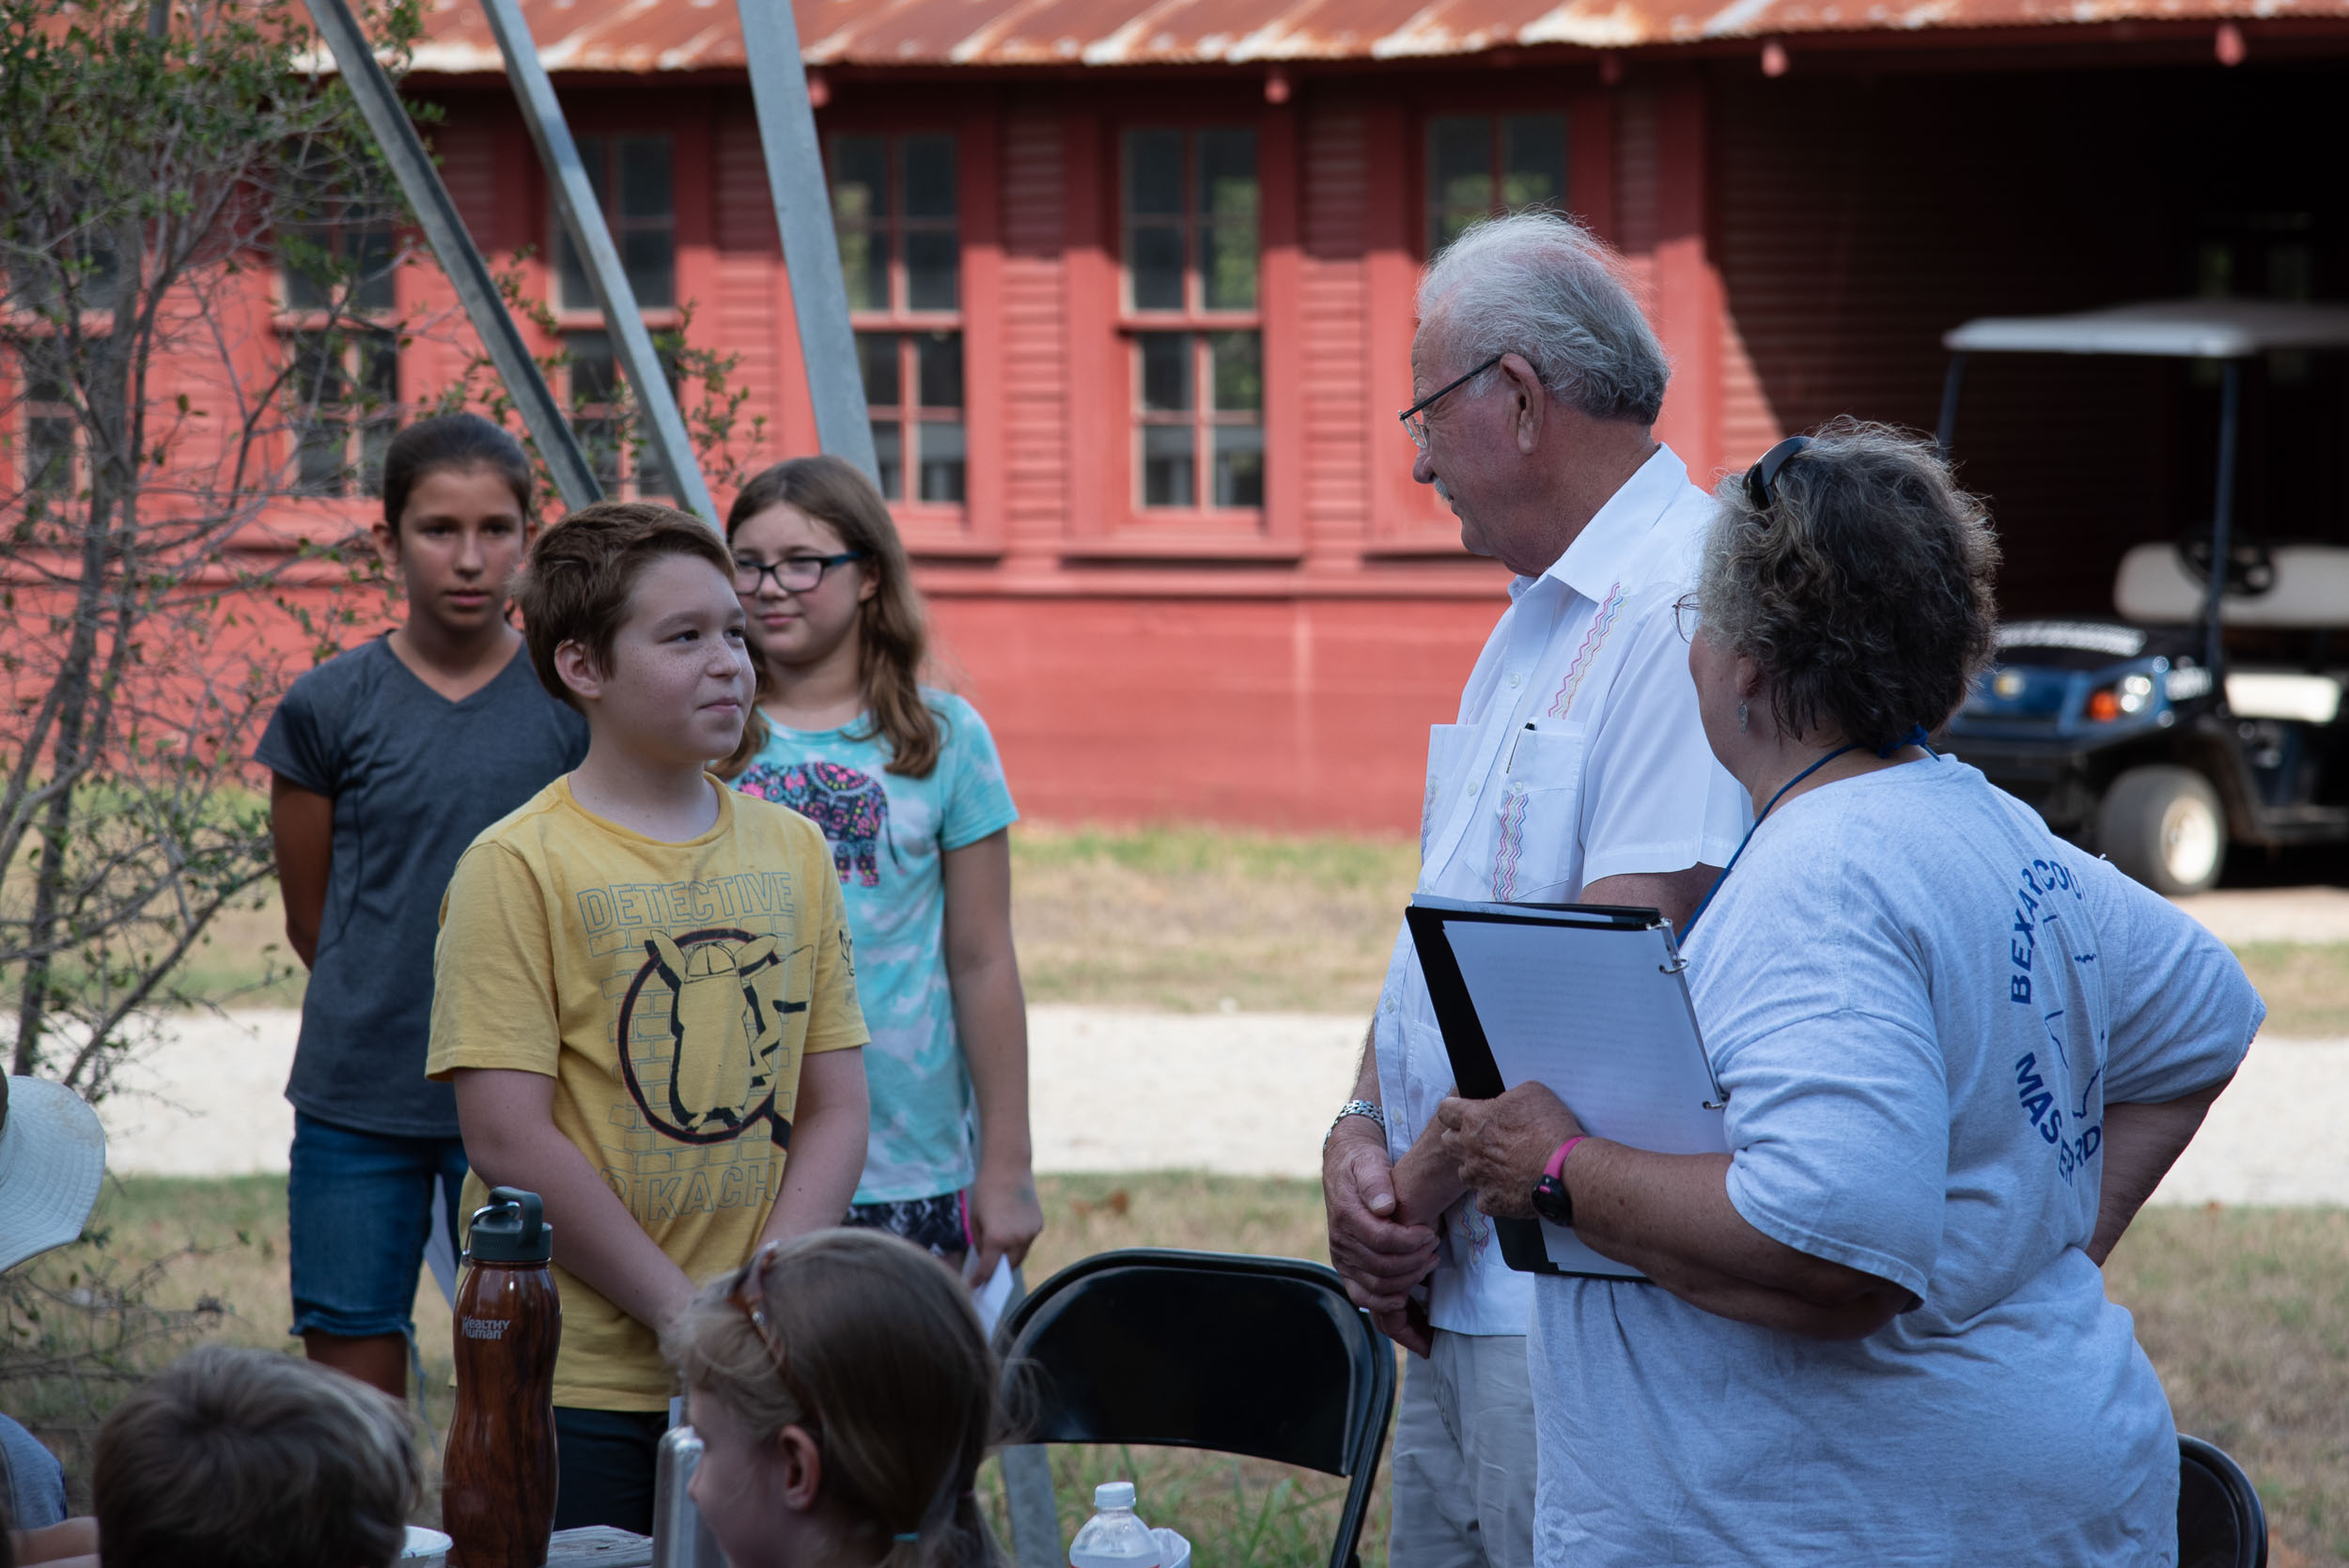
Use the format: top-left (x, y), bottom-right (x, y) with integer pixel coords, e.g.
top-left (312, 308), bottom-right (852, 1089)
top-left (1545, 1135), bottom-right (1589, 1180)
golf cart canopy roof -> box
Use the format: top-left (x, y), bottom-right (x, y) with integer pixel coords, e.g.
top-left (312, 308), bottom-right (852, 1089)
top-left (1942, 299), bottom-right (2349, 359)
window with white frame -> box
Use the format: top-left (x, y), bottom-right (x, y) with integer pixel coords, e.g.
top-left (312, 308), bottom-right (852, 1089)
top-left (831, 132), bottom-right (963, 505)
top-left (1122, 127), bottom-right (1261, 511)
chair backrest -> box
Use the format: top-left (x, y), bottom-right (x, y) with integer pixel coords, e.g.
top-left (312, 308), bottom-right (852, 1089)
top-left (2178, 1434), bottom-right (2267, 1568)
top-left (998, 1249), bottom-right (1392, 1478)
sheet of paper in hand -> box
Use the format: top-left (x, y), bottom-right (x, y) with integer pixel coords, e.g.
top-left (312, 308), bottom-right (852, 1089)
top-left (1407, 894), bottom-right (1729, 1281)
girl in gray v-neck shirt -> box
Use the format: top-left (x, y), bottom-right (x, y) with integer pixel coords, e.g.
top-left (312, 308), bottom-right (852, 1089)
top-left (257, 634), bottom-right (584, 1137)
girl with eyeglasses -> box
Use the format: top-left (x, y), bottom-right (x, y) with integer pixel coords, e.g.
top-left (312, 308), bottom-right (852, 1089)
top-left (720, 458), bottom-right (1041, 1287)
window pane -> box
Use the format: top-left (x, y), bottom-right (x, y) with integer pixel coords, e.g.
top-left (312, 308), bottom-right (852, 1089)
top-left (296, 419), bottom-right (347, 496)
top-left (1141, 425), bottom-right (1194, 507)
top-left (839, 228), bottom-right (891, 312)
top-left (617, 138), bottom-right (673, 220)
top-left (1125, 129), bottom-right (1184, 217)
top-left (1213, 425), bottom-right (1264, 508)
top-left (916, 332), bottom-right (962, 410)
top-left (1501, 115), bottom-right (1566, 210)
top-left (353, 227), bottom-right (397, 312)
top-left (906, 231), bottom-right (959, 312)
top-left (1196, 131), bottom-right (1257, 222)
top-left (356, 331), bottom-right (398, 408)
top-left (282, 232), bottom-right (333, 312)
top-left (568, 331), bottom-right (619, 405)
top-left (637, 438), bottom-right (670, 504)
top-left (831, 137), bottom-right (890, 227)
top-left (358, 414), bottom-right (394, 499)
top-left (579, 413), bottom-right (622, 493)
top-left (903, 135), bottom-right (957, 220)
top-left (558, 236), bottom-right (597, 311)
top-left (917, 419), bottom-right (965, 504)
top-left (1209, 331), bottom-right (1260, 411)
top-left (1129, 225), bottom-right (1185, 311)
top-left (857, 333), bottom-right (901, 407)
top-left (27, 416), bottom-right (72, 497)
top-left (1428, 116), bottom-right (1493, 214)
top-left (1200, 221), bottom-right (1257, 311)
top-left (1138, 333), bottom-right (1190, 412)
top-left (871, 418), bottom-right (903, 500)
top-left (559, 139), bottom-right (609, 310)
top-left (622, 228), bottom-right (675, 309)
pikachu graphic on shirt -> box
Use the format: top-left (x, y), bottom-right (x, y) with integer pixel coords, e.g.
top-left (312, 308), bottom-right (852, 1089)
top-left (637, 931), bottom-right (804, 1139)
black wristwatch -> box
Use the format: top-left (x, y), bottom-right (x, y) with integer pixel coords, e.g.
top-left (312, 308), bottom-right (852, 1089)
top-left (1530, 1136), bottom-right (1586, 1227)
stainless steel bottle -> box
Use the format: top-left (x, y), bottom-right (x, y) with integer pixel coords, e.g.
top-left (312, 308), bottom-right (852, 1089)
top-left (651, 1424), bottom-right (724, 1568)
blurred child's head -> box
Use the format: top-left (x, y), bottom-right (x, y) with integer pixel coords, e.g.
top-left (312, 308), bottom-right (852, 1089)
top-left (93, 1344), bottom-right (418, 1568)
top-left (723, 457), bottom-right (941, 779)
top-left (512, 501), bottom-right (751, 765)
top-left (371, 413), bottom-right (535, 642)
top-left (666, 1229), bottom-right (1004, 1568)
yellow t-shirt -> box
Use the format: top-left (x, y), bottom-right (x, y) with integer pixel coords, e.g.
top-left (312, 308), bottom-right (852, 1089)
top-left (428, 776), bottom-right (866, 1410)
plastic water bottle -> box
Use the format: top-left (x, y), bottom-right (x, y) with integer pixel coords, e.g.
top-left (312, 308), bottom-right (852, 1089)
top-left (1069, 1482), bottom-right (1161, 1568)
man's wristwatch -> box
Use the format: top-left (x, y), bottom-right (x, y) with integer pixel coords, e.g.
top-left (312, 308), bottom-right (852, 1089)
top-left (1324, 1099), bottom-right (1388, 1151)
top-left (1531, 1135), bottom-right (1589, 1227)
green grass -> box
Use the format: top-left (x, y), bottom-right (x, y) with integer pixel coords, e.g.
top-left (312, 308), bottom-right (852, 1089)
top-left (8, 1174), bottom-right (2346, 1565)
top-left (152, 826), bottom-right (2349, 1032)
top-left (2232, 942), bottom-right (2349, 1038)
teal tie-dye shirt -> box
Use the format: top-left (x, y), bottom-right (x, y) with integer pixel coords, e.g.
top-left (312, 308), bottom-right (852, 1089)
top-left (733, 691), bottom-right (1019, 1203)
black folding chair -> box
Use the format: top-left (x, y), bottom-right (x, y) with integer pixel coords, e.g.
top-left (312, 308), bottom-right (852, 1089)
top-left (994, 1249), bottom-right (1396, 1568)
top-left (2179, 1434), bottom-right (2267, 1568)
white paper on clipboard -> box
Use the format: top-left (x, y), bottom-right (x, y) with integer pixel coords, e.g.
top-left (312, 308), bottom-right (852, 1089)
top-left (1414, 895), bottom-right (1730, 1276)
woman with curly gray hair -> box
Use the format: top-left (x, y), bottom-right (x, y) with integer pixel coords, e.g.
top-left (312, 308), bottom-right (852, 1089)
top-left (1439, 421), bottom-right (2261, 1566)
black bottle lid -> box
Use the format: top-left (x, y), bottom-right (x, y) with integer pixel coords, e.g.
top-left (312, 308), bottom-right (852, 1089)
top-left (467, 1187), bottom-right (553, 1264)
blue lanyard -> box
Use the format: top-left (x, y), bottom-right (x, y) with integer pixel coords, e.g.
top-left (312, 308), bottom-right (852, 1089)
top-left (1679, 727), bottom-right (1936, 943)
top-left (1678, 745), bottom-right (1858, 942)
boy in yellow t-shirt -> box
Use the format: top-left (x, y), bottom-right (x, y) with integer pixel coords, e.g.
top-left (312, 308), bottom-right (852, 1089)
top-left (427, 501), bottom-right (869, 1536)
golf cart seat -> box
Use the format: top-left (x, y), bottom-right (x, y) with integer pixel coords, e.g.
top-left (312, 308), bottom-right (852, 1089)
top-left (2114, 541), bottom-right (2349, 629)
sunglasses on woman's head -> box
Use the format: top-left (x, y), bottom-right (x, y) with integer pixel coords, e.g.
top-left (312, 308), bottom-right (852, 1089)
top-left (1744, 435), bottom-right (1812, 513)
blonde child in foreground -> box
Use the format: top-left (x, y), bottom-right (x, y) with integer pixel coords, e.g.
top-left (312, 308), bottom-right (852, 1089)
top-left (429, 501), bottom-right (871, 1535)
top-left (664, 1228), bottom-right (1006, 1568)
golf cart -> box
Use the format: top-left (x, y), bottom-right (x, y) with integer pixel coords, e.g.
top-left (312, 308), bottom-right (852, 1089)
top-left (1937, 299), bottom-right (2349, 894)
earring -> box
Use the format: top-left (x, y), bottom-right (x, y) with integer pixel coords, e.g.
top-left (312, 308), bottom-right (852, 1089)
top-left (1738, 701), bottom-right (1749, 734)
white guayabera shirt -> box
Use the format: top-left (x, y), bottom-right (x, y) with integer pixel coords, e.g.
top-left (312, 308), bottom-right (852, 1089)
top-left (1373, 444), bottom-right (1750, 1338)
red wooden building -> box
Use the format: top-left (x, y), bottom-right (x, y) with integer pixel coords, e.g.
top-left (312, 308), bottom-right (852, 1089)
top-left (43, 0), bottom-right (2349, 828)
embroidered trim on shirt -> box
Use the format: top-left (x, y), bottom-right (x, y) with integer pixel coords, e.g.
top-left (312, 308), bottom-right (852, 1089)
top-left (1546, 580), bottom-right (1627, 720)
top-left (1493, 781), bottom-right (1532, 901)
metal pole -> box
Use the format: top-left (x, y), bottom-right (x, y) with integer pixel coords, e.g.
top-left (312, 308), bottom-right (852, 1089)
top-left (736, 0), bottom-right (882, 487)
top-left (299, 0), bottom-right (600, 510)
top-left (476, 0), bottom-right (719, 527)
top-left (1934, 351), bottom-right (1967, 460)
top-left (992, 1265), bottom-right (1061, 1568)
top-left (2204, 358), bottom-right (2243, 684)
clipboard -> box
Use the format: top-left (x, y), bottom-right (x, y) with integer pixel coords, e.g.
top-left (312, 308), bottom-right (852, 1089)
top-left (1407, 893), bottom-right (1730, 1281)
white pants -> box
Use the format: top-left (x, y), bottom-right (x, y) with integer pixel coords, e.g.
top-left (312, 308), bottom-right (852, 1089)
top-left (1388, 1329), bottom-right (1538, 1568)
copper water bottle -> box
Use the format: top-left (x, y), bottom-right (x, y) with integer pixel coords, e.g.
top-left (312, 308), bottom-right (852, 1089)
top-left (443, 1188), bottom-right (562, 1568)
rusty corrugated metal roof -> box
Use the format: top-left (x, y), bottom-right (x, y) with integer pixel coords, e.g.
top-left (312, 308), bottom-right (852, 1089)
top-left (403, 0), bottom-right (2349, 72)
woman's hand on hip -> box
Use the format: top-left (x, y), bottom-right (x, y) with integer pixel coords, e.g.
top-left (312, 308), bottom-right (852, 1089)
top-left (1437, 1083), bottom-right (1583, 1219)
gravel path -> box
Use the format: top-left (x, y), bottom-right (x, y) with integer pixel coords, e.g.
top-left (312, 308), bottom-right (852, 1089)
top-left (96, 1003), bottom-right (2342, 1205)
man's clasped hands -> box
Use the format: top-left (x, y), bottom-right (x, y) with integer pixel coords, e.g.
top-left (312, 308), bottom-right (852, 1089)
top-left (1323, 1081), bottom-right (1583, 1355)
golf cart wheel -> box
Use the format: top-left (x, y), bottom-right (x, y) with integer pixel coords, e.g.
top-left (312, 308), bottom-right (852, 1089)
top-left (2096, 765), bottom-right (2226, 895)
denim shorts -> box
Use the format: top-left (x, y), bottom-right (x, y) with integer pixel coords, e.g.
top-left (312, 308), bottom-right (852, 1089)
top-left (287, 1111), bottom-right (469, 1340)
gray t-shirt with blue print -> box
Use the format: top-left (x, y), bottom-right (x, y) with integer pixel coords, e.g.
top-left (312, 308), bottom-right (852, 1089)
top-left (734, 690), bottom-right (1018, 1203)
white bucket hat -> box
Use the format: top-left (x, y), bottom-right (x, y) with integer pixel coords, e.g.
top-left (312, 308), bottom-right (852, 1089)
top-left (0, 1076), bottom-right (107, 1276)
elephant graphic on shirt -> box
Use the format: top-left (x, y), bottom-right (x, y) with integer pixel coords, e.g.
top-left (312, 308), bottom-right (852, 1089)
top-left (740, 760), bottom-right (890, 887)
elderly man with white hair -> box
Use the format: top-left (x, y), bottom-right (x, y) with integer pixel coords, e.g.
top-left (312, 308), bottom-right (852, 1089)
top-left (1320, 210), bottom-right (1747, 1568)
